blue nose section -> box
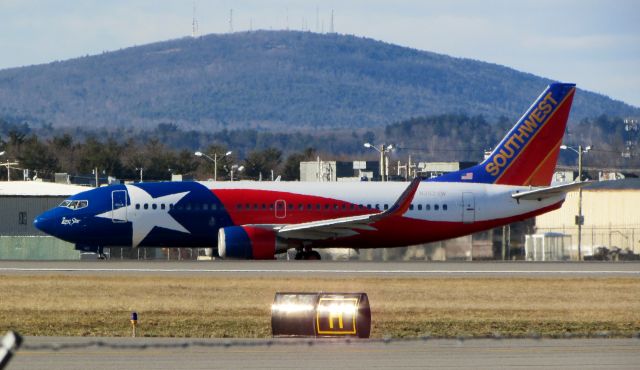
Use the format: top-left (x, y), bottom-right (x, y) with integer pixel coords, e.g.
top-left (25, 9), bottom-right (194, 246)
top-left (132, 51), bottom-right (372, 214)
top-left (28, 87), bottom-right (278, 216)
top-left (33, 213), bottom-right (56, 236)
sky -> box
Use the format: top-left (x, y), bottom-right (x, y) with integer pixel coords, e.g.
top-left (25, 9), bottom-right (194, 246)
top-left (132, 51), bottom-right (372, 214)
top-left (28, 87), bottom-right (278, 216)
top-left (1, 0), bottom-right (639, 107)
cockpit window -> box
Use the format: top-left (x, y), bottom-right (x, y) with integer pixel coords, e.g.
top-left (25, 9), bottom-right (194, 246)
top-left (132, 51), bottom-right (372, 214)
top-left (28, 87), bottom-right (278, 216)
top-left (59, 200), bottom-right (89, 210)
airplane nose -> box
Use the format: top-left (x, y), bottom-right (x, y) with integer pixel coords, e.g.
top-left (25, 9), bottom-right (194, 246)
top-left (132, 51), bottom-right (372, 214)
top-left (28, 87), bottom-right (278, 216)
top-left (34, 214), bottom-right (56, 235)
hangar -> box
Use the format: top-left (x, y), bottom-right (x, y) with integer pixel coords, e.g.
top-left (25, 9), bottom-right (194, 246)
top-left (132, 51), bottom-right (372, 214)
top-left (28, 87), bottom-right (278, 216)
top-left (534, 179), bottom-right (640, 259)
top-left (0, 181), bottom-right (89, 259)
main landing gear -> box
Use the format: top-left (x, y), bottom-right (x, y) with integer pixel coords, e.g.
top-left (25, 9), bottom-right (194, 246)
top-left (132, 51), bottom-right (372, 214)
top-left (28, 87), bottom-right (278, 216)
top-left (97, 246), bottom-right (107, 260)
top-left (294, 247), bottom-right (321, 260)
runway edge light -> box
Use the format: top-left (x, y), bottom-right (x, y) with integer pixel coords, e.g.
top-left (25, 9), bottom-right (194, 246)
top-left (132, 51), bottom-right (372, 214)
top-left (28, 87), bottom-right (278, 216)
top-left (130, 312), bottom-right (138, 338)
top-left (271, 293), bottom-right (371, 338)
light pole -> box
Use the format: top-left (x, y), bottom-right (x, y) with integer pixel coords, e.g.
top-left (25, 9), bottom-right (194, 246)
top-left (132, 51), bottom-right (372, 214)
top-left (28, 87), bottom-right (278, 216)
top-left (195, 150), bottom-right (232, 181)
top-left (364, 143), bottom-right (393, 181)
top-left (135, 167), bottom-right (143, 183)
top-left (230, 165), bottom-right (244, 181)
top-left (560, 144), bottom-right (592, 261)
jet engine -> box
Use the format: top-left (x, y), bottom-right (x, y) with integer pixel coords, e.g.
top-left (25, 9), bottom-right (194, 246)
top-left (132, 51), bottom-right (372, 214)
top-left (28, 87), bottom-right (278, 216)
top-left (218, 226), bottom-right (282, 259)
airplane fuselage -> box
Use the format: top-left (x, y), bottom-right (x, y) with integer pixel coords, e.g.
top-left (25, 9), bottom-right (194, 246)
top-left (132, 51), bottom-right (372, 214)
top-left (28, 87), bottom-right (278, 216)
top-left (34, 180), bottom-right (563, 252)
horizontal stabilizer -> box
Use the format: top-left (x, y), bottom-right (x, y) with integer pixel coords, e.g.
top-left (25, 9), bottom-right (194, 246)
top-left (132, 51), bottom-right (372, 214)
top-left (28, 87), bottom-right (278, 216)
top-left (511, 181), bottom-right (592, 201)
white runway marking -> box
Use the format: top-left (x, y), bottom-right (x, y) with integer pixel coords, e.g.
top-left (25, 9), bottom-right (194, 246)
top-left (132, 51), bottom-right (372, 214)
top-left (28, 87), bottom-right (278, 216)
top-left (1, 268), bottom-right (639, 275)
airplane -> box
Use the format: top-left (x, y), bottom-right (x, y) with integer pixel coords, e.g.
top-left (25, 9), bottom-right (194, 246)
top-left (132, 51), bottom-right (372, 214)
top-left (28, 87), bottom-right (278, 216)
top-left (34, 82), bottom-right (583, 260)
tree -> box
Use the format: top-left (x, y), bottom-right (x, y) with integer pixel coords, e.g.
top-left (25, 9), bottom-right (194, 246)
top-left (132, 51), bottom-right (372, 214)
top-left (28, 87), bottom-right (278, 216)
top-left (243, 148), bottom-right (283, 180)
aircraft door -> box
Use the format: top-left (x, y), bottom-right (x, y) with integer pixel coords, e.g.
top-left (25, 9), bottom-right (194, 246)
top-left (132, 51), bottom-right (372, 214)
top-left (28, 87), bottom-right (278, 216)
top-left (462, 192), bottom-right (475, 224)
top-left (275, 199), bottom-right (286, 219)
top-left (111, 190), bottom-right (128, 223)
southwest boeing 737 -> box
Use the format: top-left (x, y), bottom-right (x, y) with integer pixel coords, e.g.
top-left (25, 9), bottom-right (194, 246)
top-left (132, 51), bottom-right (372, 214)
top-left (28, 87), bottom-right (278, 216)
top-left (35, 83), bottom-right (583, 260)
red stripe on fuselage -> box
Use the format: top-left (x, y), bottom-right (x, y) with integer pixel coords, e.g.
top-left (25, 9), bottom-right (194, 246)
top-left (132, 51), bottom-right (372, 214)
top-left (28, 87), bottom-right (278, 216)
top-left (213, 189), bottom-right (377, 225)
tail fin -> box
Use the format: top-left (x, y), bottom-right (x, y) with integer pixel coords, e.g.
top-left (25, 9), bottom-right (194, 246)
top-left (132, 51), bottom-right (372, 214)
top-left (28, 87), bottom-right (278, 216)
top-left (430, 82), bottom-right (576, 186)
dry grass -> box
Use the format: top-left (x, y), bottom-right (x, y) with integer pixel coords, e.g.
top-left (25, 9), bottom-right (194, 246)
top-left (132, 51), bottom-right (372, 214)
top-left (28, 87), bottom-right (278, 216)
top-left (1, 275), bottom-right (639, 338)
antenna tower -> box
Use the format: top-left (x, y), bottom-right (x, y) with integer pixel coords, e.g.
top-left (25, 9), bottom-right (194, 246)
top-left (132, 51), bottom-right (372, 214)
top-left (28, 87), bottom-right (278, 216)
top-left (191, 2), bottom-right (198, 37)
top-left (330, 9), bottom-right (334, 33)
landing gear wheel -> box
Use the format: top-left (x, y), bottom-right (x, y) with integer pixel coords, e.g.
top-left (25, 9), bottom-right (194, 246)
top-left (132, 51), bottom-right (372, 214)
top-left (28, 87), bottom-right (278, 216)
top-left (308, 251), bottom-right (321, 260)
top-left (294, 250), bottom-right (322, 260)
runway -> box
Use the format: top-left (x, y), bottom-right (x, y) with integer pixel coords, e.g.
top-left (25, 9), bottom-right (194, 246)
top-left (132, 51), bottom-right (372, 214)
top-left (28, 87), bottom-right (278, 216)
top-left (9, 337), bottom-right (640, 370)
top-left (0, 260), bottom-right (638, 277)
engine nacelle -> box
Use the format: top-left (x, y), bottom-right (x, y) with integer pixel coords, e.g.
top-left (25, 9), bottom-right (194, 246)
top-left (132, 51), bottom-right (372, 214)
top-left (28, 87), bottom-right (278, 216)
top-left (218, 226), bottom-right (281, 259)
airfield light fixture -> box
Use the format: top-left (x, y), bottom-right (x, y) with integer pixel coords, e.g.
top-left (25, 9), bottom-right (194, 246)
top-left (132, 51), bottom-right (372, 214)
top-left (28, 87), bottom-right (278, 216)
top-left (194, 150), bottom-right (233, 181)
top-left (363, 143), bottom-right (395, 182)
top-left (230, 164), bottom-right (244, 181)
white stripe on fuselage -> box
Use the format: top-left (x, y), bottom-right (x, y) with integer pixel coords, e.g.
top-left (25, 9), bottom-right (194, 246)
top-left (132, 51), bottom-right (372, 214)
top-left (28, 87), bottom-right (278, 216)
top-left (202, 181), bottom-right (564, 223)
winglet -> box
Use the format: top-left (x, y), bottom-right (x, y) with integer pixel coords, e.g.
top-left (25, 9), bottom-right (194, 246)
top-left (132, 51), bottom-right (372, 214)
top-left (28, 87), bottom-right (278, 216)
top-left (373, 176), bottom-right (422, 220)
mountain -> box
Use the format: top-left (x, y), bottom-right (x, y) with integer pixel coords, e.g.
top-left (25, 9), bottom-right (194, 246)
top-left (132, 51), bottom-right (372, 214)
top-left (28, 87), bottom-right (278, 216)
top-left (0, 31), bottom-right (638, 131)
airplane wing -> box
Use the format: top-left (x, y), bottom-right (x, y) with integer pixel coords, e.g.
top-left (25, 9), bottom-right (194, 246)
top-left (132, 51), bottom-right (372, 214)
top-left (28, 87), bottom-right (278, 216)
top-left (275, 177), bottom-right (422, 240)
top-left (512, 181), bottom-right (593, 201)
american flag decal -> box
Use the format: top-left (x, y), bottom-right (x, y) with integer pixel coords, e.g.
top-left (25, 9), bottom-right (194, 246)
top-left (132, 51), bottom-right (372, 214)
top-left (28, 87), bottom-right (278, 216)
top-left (461, 172), bottom-right (473, 180)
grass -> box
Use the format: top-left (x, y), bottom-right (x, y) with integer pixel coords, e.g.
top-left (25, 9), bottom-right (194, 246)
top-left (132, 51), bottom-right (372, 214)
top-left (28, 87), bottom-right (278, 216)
top-left (1, 275), bottom-right (639, 338)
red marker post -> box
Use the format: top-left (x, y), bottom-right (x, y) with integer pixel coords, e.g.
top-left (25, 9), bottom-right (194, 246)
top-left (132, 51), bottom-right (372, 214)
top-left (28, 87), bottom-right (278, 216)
top-left (130, 312), bottom-right (138, 337)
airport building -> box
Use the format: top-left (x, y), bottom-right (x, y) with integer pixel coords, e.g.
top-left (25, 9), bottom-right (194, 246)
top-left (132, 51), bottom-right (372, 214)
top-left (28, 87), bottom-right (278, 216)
top-left (533, 179), bottom-right (640, 260)
top-left (0, 181), bottom-right (90, 259)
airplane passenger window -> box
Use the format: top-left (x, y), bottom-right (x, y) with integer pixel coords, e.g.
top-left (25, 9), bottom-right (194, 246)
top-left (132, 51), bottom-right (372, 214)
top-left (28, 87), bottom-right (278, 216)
top-left (135, 204), bottom-right (140, 210)
top-left (426, 204), bottom-right (431, 211)
top-left (334, 204), bottom-right (339, 210)
top-left (342, 204), bottom-right (346, 210)
top-left (144, 204), bottom-right (149, 210)
top-left (307, 204), bottom-right (312, 210)
top-left (298, 204), bottom-right (304, 210)
top-left (435, 204), bottom-right (440, 211)
top-left (212, 204), bottom-right (217, 210)
top-left (384, 204), bottom-right (389, 210)
top-left (367, 204), bottom-right (372, 209)
top-left (350, 204), bottom-right (355, 210)
top-left (169, 204), bottom-right (174, 209)
top-left (324, 204), bottom-right (330, 210)
top-left (418, 204), bottom-right (423, 211)
top-left (443, 204), bottom-right (448, 211)
top-left (186, 203), bottom-right (192, 211)
top-left (288, 204), bottom-right (294, 210)
top-left (254, 204), bottom-right (259, 209)
top-left (202, 204), bottom-right (208, 211)
top-left (262, 204), bottom-right (267, 209)
top-left (161, 204), bottom-right (166, 210)
top-left (316, 204), bottom-right (321, 210)
top-left (152, 204), bottom-right (157, 210)
top-left (410, 204), bottom-right (414, 210)
top-left (375, 204), bottom-right (380, 210)
top-left (236, 204), bottom-right (242, 210)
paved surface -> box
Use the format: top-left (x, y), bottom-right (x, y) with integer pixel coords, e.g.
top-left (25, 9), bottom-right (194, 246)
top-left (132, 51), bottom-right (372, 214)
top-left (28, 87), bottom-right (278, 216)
top-left (8, 337), bottom-right (640, 370)
top-left (0, 260), bottom-right (638, 277)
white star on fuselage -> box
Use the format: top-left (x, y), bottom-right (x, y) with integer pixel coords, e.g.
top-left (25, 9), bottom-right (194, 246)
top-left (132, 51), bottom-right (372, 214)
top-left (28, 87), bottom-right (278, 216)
top-left (96, 185), bottom-right (190, 247)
